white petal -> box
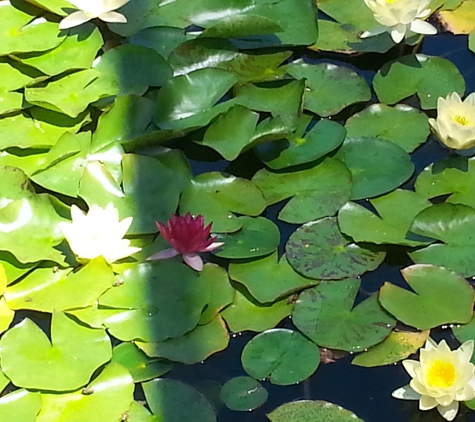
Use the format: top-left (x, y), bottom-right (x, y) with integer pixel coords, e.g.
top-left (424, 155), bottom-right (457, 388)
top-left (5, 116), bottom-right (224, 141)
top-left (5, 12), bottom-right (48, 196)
top-left (409, 19), bottom-right (437, 35)
top-left (402, 360), bottom-right (420, 378)
top-left (360, 26), bottom-right (388, 39)
top-left (59, 11), bottom-right (91, 29)
top-left (458, 340), bottom-right (474, 363)
top-left (147, 249), bottom-right (180, 260)
top-left (101, 0), bottom-right (130, 12)
top-left (419, 394), bottom-right (437, 410)
top-left (202, 241), bottom-right (225, 252)
top-left (390, 24), bottom-right (406, 44)
top-left (437, 401), bottom-right (459, 421)
top-left (99, 11), bottom-right (127, 23)
top-left (183, 253), bottom-right (203, 271)
top-left (392, 385), bottom-right (421, 400)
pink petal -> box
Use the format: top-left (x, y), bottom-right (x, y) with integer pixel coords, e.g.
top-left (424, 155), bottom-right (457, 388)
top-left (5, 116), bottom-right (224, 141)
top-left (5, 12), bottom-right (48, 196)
top-left (146, 248), bottom-right (180, 261)
top-left (183, 253), bottom-right (203, 271)
top-left (202, 242), bottom-right (225, 252)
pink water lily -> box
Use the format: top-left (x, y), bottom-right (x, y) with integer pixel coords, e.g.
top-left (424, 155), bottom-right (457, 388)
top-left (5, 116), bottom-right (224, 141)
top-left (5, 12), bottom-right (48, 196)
top-left (147, 213), bottom-right (224, 271)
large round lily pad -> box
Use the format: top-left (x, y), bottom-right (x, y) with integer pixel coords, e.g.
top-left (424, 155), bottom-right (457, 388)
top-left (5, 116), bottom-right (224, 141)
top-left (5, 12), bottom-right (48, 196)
top-left (241, 328), bottom-right (320, 385)
top-left (220, 376), bottom-right (268, 411)
top-left (286, 217), bottom-right (386, 280)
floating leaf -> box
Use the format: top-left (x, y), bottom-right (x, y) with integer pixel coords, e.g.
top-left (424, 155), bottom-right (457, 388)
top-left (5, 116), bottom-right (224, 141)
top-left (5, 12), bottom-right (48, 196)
top-left (220, 377), bottom-right (268, 411)
top-left (241, 328), bottom-right (320, 385)
top-left (0, 62), bottom-right (34, 91)
top-left (293, 279), bottom-right (395, 352)
top-left (129, 26), bottom-right (188, 58)
top-left (0, 389), bottom-right (42, 422)
top-left (379, 264), bottom-right (474, 330)
top-left (286, 217), bottom-right (386, 280)
top-left (0, 89), bottom-right (23, 115)
top-left (439, 1), bottom-right (475, 34)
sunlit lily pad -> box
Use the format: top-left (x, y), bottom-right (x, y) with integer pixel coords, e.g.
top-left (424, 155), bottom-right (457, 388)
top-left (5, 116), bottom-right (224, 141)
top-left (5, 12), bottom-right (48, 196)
top-left (0, 311), bottom-right (112, 391)
top-left (293, 279), bottom-right (395, 352)
top-left (0, 389), bottom-right (42, 422)
top-left (253, 157), bottom-right (352, 223)
top-left (220, 376), bottom-right (268, 411)
top-left (379, 264), bottom-right (474, 330)
top-left (241, 328), bottom-right (320, 385)
top-left (0, 166), bottom-right (34, 207)
top-left (373, 54), bottom-right (466, 109)
top-left (179, 172), bottom-right (267, 233)
top-left (0, 89), bottom-right (23, 115)
top-left (0, 62), bottom-right (35, 91)
top-left (0, 263), bottom-right (13, 335)
top-left (286, 217), bottom-right (386, 279)
top-left (439, 1), bottom-right (475, 34)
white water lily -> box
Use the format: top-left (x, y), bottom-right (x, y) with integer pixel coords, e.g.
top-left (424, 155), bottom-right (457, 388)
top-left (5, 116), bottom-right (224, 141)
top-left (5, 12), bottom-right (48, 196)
top-left (392, 338), bottom-right (475, 421)
top-left (429, 92), bottom-right (475, 150)
top-left (361, 0), bottom-right (437, 44)
top-left (59, 203), bottom-right (141, 264)
top-left (59, 0), bottom-right (130, 30)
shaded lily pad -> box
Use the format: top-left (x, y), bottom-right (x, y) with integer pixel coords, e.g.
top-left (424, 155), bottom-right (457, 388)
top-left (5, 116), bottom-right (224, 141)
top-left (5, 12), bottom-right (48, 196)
top-left (220, 376), bottom-right (268, 411)
top-left (200, 15), bottom-right (283, 39)
top-left (142, 378), bottom-right (216, 422)
top-left (253, 157), bottom-right (352, 223)
top-left (373, 54), bottom-right (466, 109)
top-left (345, 104), bottom-right (430, 152)
top-left (179, 172), bottom-right (267, 233)
top-left (267, 400), bottom-right (364, 422)
top-left (379, 264), bottom-right (474, 330)
top-left (338, 190), bottom-right (432, 246)
top-left (229, 251), bottom-right (319, 303)
top-left (0, 389), bottom-right (42, 422)
top-left (129, 26), bottom-right (188, 58)
top-left (287, 60), bottom-right (371, 117)
top-left (352, 330), bottom-right (430, 367)
top-left (0, 311), bottom-right (112, 391)
top-left (286, 217), bottom-right (386, 280)
top-left (293, 279), bottom-right (395, 352)
top-left (241, 328), bottom-right (320, 385)
top-left (136, 315), bottom-right (229, 365)
top-left (334, 137), bottom-right (414, 200)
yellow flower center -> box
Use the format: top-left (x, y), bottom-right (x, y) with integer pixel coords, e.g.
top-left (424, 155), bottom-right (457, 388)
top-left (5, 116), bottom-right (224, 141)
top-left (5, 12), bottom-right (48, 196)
top-left (452, 115), bottom-right (472, 126)
top-left (426, 359), bottom-right (456, 388)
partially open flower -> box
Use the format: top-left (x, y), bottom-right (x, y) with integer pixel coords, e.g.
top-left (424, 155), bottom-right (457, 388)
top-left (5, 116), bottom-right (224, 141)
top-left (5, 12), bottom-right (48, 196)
top-left (429, 92), bottom-right (475, 150)
top-left (392, 338), bottom-right (475, 421)
top-left (59, 203), bottom-right (141, 264)
top-left (59, 0), bottom-right (130, 30)
top-left (361, 0), bottom-right (437, 44)
top-left (147, 213), bottom-right (224, 271)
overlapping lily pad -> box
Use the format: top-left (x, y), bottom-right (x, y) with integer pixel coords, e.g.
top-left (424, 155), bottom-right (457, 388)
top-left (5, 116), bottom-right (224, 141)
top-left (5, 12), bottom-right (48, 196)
top-left (0, 389), bottom-right (42, 422)
top-left (220, 376), bottom-right (268, 412)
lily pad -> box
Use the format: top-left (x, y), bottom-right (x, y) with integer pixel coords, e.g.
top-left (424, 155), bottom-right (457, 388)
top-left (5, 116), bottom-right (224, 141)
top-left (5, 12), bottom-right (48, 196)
top-left (345, 104), bottom-right (430, 152)
top-left (338, 190), bottom-right (432, 246)
top-left (286, 60), bottom-right (371, 117)
top-left (241, 328), bottom-right (320, 385)
top-left (0, 311), bottom-right (112, 391)
top-left (293, 279), bottom-right (395, 352)
top-left (373, 54), bottom-right (466, 109)
top-left (0, 89), bottom-right (23, 115)
top-left (129, 26), bottom-right (188, 58)
top-left (286, 217), bottom-right (386, 280)
top-left (334, 137), bottom-right (414, 200)
top-left (439, 1), bottom-right (475, 34)
top-left (179, 172), bottom-right (267, 233)
top-left (453, 314), bottom-right (475, 361)
top-left (252, 157), bottom-right (352, 223)
top-left (229, 251), bottom-right (319, 303)
top-left (142, 378), bottom-right (216, 422)
top-left (0, 389), bottom-right (42, 422)
top-left (220, 376), bottom-right (268, 411)
top-left (379, 264), bottom-right (474, 330)
top-left (0, 166), bottom-right (34, 207)
top-left (0, 62), bottom-right (35, 91)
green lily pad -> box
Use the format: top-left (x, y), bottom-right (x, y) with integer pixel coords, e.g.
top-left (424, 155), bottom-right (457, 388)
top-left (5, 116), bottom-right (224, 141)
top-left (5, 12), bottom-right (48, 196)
top-left (317, 0), bottom-right (380, 31)
top-left (23, 0), bottom-right (71, 15)
top-left (0, 296), bottom-right (13, 336)
top-left (200, 15), bottom-right (283, 38)
top-left (255, 119), bottom-right (346, 170)
top-left (409, 203), bottom-right (475, 276)
top-left (0, 311), bottom-right (112, 391)
top-left (126, 401), bottom-right (156, 422)
top-left (286, 217), bottom-right (386, 280)
top-left (129, 26), bottom-right (188, 59)
top-left (5, 257), bottom-right (115, 312)
top-left (267, 400), bottom-right (364, 422)
top-left (0, 62), bottom-right (35, 91)
top-left (136, 315), bottom-right (229, 365)
top-left (470, 30), bottom-right (475, 54)
top-left (98, 261), bottom-right (210, 342)
top-left (36, 363), bottom-right (134, 422)
top-left (438, 1), bottom-right (475, 34)
top-left (345, 104), bottom-right (430, 152)
top-left (229, 251), bottom-right (318, 303)
top-left (0, 89), bottom-right (23, 115)
top-left (213, 217), bottom-right (280, 259)
top-left (221, 286), bottom-right (293, 333)
top-left (293, 279), bottom-right (395, 352)
top-left (0, 166), bottom-right (34, 207)
top-left (0, 389), bottom-right (42, 422)
top-left (0, 251), bottom-right (36, 285)
top-left (220, 377), bottom-right (268, 411)
top-left (334, 137), bottom-right (414, 200)
top-left (338, 190), bottom-right (432, 246)
top-left (373, 54), bottom-right (466, 109)
top-left (142, 378), bottom-right (216, 422)
top-left (287, 60), bottom-right (371, 117)
top-left (253, 157), bottom-right (352, 223)
top-left (111, 342), bottom-right (172, 383)
top-left (379, 264), bottom-right (474, 330)
top-left (179, 172), bottom-right (267, 233)
top-left (352, 330), bottom-right (430, 367)
top-left (241, 328), bottom-right (320, 385)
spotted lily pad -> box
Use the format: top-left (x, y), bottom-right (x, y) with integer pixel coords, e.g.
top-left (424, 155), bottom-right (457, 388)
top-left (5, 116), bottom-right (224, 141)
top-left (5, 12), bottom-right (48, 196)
top-left (286, 217), bottom-right (386, 280)
top-left (293, 279), bottom-right (395, 352)
top-left (220, 376), bottom-right (268, 411)
top-left (241, 328), bottom-right (320, 385)
top-left (0, 311), bottom-right (112, 391)
top-left (0, 389), bottom-right (42, 422)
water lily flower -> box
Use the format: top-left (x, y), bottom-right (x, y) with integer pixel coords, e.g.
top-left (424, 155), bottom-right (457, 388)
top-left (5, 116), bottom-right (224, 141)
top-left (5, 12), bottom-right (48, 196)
top-left (59, 0), bottom-right (130, 30)
top-left (392, 338), bottom-right (475, 421)
top-left (361, 0), bottom-right (437, 44)
top-left (147, 213), bottom-right (224, 271)
top-left (59, 203), bottom-right (141, 264)
top-left (429, 92), bottom-right (475, 150)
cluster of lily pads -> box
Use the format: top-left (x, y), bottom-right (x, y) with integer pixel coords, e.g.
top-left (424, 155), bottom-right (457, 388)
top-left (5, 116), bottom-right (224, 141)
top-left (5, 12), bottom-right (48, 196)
top-left (2, 0), bottom-right (475, 421)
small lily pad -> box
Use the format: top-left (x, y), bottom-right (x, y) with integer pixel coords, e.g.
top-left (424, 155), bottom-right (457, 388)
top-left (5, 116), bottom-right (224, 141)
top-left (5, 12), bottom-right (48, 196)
top-left (0, 389), bottom-right (42, 422)
top-left (241, 328), bottom-right (320, 385)
top-left (286, 217), bottom-right (386, 280)
top-left (220, 377), bottom-right (268, 411)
